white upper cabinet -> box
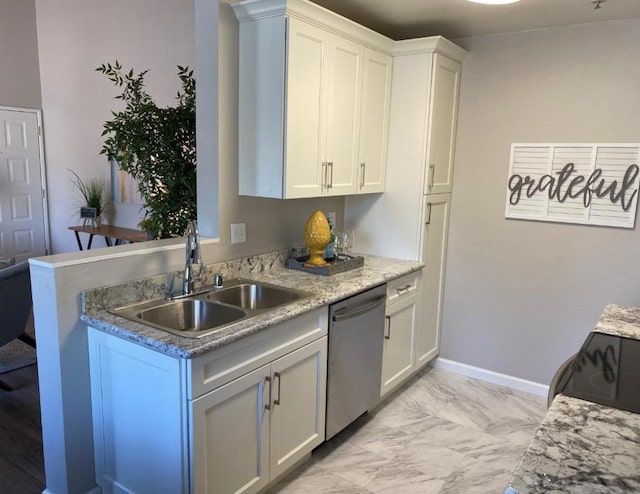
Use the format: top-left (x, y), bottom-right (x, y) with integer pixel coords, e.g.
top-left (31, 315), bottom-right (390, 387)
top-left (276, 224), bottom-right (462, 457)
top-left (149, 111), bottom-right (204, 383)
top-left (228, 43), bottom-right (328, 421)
top-left (345, 38), bottom-right (466, 260)
top-left (425, 54), bottom-right (461, 195)
top-left (358, 49), bottom-right (393, 194)
top-left (318, 25), bottom-right (364, 196)
top-left (233, 0), bottom-right (393, 199)
top-left (285, 18), bottom-right (331, 198)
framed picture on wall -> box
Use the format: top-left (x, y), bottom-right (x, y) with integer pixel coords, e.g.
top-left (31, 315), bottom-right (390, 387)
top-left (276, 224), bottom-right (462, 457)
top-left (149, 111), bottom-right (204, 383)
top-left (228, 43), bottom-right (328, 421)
top-left (110, 159), bottom-right (143, 205)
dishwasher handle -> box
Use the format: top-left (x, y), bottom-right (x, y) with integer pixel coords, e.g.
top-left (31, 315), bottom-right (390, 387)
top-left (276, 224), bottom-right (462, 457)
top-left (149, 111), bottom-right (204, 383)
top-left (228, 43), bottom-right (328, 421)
top-left (332, 294), bottom-right (386, 322)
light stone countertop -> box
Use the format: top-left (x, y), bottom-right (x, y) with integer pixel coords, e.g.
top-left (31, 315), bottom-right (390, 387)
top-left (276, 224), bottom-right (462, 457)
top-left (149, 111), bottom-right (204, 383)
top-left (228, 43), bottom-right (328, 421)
top-left (505, 395), bottom-right (640, 494)
top-left (505, 303), bottom-right (640, 493)
top-left (81, 250), bottom-right (423, 358)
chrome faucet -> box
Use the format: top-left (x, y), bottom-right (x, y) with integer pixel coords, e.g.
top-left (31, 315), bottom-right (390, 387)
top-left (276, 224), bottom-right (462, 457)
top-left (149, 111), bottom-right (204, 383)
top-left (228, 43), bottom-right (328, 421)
top-left (182, 220), bottom-right (203, 295)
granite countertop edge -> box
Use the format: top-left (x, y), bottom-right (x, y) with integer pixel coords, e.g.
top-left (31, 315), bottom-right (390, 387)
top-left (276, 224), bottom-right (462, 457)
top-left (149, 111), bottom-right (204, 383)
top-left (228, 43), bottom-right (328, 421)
top-left (505, 394), bottom-right (640, 493)
top-left (593, 303), bottom-right (640, 340)
top-left (81, 252), bottom-right (424, 359)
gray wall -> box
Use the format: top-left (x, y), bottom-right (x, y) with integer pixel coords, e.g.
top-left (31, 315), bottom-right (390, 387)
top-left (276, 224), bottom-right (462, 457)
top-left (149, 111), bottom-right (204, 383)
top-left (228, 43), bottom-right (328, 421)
top-left (442, 18), bottom-right (640, 385)
top-left (36, 0), bottom-right (196, 253)
top-left (0, 0), bottom-right (41, 109)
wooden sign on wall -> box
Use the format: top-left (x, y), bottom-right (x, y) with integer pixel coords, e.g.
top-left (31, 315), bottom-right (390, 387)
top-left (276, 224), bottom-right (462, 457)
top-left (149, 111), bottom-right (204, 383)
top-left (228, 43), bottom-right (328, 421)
top-left (505, 143), bottom-right (640, 229)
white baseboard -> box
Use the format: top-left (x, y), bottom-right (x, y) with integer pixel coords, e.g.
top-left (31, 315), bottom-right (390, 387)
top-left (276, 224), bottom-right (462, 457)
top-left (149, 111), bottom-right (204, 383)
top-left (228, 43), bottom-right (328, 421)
top-left (430, 357), bottom-right (549, 398)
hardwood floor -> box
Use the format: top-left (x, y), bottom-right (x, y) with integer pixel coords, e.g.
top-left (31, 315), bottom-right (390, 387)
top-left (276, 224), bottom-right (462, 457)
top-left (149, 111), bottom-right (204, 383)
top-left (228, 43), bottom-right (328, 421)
top-left (0, 364), bottom-right (45, 494)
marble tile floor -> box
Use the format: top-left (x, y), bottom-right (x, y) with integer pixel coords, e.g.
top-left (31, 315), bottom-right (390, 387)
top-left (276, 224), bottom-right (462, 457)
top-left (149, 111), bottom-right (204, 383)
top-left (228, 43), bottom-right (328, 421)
top-left (269, 367), bottom-right (547, 494)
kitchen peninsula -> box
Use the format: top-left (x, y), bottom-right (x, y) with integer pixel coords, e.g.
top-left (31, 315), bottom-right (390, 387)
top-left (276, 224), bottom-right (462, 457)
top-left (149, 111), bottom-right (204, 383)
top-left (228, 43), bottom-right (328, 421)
top-left (82, 250), bottom-right (423, 494)
top-left (506, 305), bottom-right (640, 493)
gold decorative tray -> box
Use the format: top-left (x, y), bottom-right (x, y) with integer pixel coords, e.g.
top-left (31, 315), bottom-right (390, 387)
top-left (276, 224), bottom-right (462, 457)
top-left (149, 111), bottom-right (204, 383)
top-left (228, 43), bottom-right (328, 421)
top-left (286, 254), bottom-right (364, 276)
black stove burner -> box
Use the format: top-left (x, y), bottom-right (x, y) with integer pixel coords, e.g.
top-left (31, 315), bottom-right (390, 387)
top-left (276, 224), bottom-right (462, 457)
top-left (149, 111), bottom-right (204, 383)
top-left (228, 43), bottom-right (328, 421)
top-left (558, 332), bottom-right (640, 414)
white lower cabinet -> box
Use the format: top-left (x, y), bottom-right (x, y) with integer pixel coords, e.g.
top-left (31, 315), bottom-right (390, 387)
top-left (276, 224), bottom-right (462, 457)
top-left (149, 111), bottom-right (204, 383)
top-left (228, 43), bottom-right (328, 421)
top-left (376, 199), bottom-right (452, 401)
top-left (269, 339), bottom-right (326, 481)
top-left (191, 364), bottom-right (270, 494)
top-left (415, 193), bottom-right (451, 368)
top-left (381, 295), bottom-right (418, 397)
top-left (88, 329), bottom-right (190, 494)
top-left (88, 308), bottom-right (327, 494)
top-left (191, 337), bottom-right (327, 494)
top-left (380, 271), bottom-right (421, 398)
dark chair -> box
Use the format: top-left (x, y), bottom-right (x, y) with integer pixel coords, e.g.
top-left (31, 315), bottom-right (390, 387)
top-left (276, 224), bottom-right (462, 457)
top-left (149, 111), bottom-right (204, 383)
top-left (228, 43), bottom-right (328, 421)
top-left (0, 260), bottom-right (36, 391)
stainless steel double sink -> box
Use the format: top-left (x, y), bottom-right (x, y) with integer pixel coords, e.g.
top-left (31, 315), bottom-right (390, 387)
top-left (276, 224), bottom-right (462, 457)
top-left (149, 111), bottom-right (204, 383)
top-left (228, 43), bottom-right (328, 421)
top-left (110, 279), bottom-right (311, 338)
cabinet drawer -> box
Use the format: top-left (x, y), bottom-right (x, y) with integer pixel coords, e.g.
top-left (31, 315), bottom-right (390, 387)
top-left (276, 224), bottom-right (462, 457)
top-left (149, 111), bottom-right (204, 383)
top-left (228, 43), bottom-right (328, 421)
top-left (188, 308), bottom-right (328, 400)
top-left (386, 271), bottom-right (421, 306)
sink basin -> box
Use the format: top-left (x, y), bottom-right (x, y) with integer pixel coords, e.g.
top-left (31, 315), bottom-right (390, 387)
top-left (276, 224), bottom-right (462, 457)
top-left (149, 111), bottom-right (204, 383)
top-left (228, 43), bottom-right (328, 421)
top-left (111, 298), bottom-right (247, 338)
top-left (206, 281), bottom-right (308, 310)
top-left (138, 299), bottom-right (246, 331)
top-left (109, 279), bottom-right (311, 339)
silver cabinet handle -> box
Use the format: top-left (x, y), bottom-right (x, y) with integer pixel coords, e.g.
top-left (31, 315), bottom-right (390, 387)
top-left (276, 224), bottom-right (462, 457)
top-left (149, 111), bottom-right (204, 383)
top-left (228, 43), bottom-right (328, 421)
top-left (264, 376), bottom-right (272, 411)
top-left (384, 315), bottom-right (391, 340)
top-left (321, 162), bottom-right (328, 189)
top-left (425, 202), bottom-right (432, 225)
top-left (428, 163), bottom-right (435, 188)
top-left (397, 284), bottom-right (412, 293)
top-left (328, 162), bottom-right (334, 189)
top-left (273, 372), bottom-right (281, 406)
top-left (360, 162), bottom-right (365, 188)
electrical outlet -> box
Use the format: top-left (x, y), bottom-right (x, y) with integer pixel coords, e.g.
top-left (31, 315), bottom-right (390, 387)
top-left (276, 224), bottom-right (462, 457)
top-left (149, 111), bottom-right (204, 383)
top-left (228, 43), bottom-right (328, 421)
top-left (327, 211), bottom-right (337, 227)
top-left (231, 223), bottom-right (246, 244)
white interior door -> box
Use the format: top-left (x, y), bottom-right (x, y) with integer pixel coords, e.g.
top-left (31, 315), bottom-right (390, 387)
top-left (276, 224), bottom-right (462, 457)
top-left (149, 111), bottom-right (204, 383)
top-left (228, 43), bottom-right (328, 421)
top-left (0, 108), bottom-right (48, 260)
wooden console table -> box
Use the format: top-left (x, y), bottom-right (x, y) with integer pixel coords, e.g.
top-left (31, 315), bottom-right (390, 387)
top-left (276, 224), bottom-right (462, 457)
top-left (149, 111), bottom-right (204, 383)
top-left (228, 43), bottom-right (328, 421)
top-left (69, 225), bottom-right (149, 251)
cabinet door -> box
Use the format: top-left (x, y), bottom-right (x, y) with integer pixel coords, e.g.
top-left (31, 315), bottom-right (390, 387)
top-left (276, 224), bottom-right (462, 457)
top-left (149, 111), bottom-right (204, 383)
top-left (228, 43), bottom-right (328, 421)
top-left (191, 365), bottom-right (271, 494)
top-left (415, 193), bottom-right (451, 368)
top-left (269, 337), bottom-right (327, 481)
top-left (358, 48), bottom-right (392, 194)
top-left (285, 17), bottom-right (329, 198)
top-left (88, 328), bottom-right (189, 494)
top-left (325, 34), bottom-right (363, 196)
top-left (381, 295), bottom-right (418, 398)
top-left (425, 55), bottom-right (461, 195)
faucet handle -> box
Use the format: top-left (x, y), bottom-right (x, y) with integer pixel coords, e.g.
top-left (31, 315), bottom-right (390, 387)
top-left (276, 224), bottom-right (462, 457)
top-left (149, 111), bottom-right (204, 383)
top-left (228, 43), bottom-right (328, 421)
top-left (213, 273), bottom-right (224, 289)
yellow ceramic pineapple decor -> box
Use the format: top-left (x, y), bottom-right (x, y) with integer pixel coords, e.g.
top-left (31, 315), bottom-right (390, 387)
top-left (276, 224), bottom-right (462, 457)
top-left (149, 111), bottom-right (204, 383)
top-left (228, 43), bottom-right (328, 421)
top-left (303, 210), bottom-right (331, 267)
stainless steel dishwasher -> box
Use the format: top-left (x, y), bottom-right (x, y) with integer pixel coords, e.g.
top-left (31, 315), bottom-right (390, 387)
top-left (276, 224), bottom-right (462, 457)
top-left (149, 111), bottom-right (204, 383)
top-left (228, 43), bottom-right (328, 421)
top-left (325, 283), bottom-right (387, 440)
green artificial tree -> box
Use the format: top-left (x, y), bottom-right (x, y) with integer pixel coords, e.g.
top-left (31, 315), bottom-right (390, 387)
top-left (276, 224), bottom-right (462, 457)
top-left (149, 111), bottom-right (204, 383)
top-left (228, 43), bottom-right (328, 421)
top-left (97, 61), bottom-right (196, 239)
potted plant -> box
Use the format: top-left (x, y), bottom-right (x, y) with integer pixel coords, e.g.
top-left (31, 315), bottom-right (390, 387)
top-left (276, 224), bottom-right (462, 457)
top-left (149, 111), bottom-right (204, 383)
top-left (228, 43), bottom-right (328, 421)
top-left (96, 61), bottom-right (196, 239)
top-left (69, 170), bottom-right (109, 227)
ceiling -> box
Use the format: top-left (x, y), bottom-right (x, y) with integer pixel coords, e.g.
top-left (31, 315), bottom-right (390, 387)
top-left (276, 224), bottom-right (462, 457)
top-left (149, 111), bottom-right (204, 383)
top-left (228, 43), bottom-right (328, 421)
top-left (307, 0), bottom-right (640, 40)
